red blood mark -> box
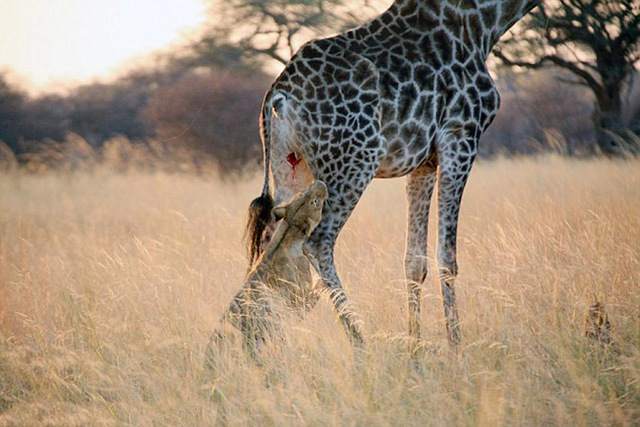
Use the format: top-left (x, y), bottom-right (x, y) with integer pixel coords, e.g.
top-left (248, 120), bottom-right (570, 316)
top-left (286, 152), bottom-right (301, 183)
top-left (286, 152), bottom-right (301, 168)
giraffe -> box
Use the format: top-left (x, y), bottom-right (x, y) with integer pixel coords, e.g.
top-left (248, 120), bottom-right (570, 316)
top-left (246, 0), bottom-right (540, 348)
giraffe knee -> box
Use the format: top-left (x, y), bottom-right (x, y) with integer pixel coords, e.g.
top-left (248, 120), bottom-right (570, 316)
top-left (405, 254), bottom-right (428, 284)
top-left (437, 250), bottom-right (458, 278)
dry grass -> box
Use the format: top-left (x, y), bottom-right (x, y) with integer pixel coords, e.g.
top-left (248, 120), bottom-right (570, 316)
top-left (1, 157), bottom-right (638, 425)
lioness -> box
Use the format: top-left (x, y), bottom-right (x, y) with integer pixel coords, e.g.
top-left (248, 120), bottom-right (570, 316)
top-left (206, 180), bottom-right (328, 369)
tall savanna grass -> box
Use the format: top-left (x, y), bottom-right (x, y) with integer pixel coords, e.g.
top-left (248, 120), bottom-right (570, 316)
top-left (1, 157), bottom-right (638, 425)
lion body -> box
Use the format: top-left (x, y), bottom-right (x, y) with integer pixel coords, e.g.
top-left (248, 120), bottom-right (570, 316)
top-left (206, 181), bottom-right (328, 366)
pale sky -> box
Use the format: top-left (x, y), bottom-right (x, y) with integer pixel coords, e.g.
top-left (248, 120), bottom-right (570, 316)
top-left (0, 0), bottom-right (206, 94)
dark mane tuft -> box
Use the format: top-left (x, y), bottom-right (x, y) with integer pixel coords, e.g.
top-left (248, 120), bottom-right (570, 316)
top-left (245, 194), bottom-right (274, 266)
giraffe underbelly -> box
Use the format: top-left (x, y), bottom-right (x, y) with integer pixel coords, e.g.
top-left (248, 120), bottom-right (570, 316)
top-left (374, 111), bottom-right (437, 178)
top-left (375, 141), bottom-right (434, 178)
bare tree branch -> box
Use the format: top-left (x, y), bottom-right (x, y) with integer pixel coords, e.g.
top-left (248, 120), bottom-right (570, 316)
top-left (493, 50), bottom-right (603, 94)
top-left (196, 0), bottom-right (379, 70)
top-left (495, 0), bottom-right (639, 156)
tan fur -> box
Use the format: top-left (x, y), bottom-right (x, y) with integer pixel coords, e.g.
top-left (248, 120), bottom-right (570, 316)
top-left (206, 181), bottom-right (328, 368)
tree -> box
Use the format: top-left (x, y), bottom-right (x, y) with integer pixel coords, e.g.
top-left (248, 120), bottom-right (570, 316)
top-left (493, 0), bottom-right (640, 156)
top-left (0, 73), bottom-right (27, 151)
top-left (481, 68), bottom-right (595, 156)
top-left (66, 78), bottom-right (155, 146)
top-left (143, 69), bottom-right (271, 174)
top-left (22, 94), bottom-right (71, 142)
top-left (198, 0), bottom-right (379, 67)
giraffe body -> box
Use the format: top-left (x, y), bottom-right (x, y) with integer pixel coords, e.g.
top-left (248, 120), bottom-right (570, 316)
top-left (248, 0), bottom-right (540, 347)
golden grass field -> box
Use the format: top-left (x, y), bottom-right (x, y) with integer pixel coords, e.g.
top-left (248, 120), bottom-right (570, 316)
top-left (1, 157), bottom-right (639, 425)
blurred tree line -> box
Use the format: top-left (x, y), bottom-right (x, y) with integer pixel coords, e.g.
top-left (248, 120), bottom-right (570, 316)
top-left (0, 63), bottom-right (271, 174)
top-left (1, 0), bottom-right (639, 175)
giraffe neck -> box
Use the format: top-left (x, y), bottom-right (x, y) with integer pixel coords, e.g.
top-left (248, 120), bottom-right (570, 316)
top-left (382, 0), bottom-right (540, 57)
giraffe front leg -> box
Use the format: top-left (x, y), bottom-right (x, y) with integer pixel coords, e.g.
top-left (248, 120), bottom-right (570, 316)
top-left (404, 166), bottom-right (437, 356)
top-left (436, 150), bottom-right (475, 347)
top-left (439, 261), bottom-right (461, 346)
top-left (437, 192), bottom-right (462, 347)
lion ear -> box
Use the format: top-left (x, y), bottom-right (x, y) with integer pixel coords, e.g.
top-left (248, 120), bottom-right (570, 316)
top-left (272, 205), bottom-right (287, 221)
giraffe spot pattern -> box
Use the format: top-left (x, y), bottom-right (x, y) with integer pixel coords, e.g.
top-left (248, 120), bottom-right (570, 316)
top-left (252, 0), bottom-right (541, 346)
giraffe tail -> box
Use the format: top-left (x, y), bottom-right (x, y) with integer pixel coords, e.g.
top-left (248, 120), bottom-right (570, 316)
top-left (246, 90), bottom-right (283, 265)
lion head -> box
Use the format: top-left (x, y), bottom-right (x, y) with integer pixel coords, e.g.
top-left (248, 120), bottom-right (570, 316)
top-left (272, 180), bottom-right (328, 237)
